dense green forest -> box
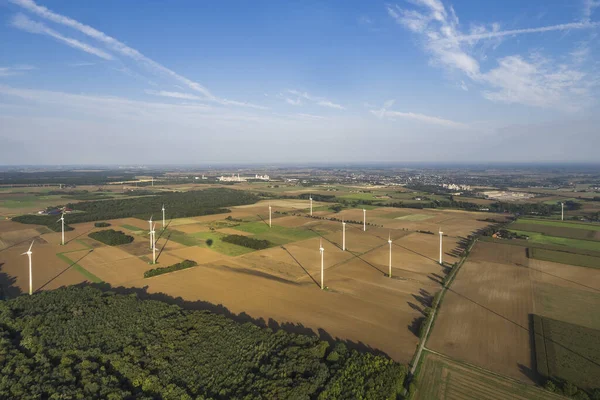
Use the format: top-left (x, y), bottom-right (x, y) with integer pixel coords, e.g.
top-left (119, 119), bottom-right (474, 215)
top-left (222, 235), bottom-right (271, 250)
top-left (13, 188), bottom-right (259, 228)
top-left (144, 260), bottom-right (198, 278)
top-left (94, 222), bottom-right (111, 227)
top-left (88, 229), bottom-right (134, 246)
top-left (0, 287), bottom-right (406, 399)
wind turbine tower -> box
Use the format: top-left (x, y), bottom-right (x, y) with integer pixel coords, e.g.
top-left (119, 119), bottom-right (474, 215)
top-left (269, 202), bottom-right (272, 228)
top-left (162, 204), bottom-right (166, 230)
top-left (363, 209), bottom-right (366, 232)
top-left (58, 212), bottom-right (65, 245)
top-left (309, 194), bottom-right (313, 216)
top-left (342, 220), bottom-right (346, 251)
top-left (439, 227), bottom-right (444, 265)
top-left (151, 223), bottom-right (157, 264)
top-left (148, 215), bottom-right (153, 249)
top-left (388, 232), bottom-right (392, 278)
top-left (561, 202), bottom-right (564, 221)
top-left (320, 239), bottom-right (325, 290)
top-left (21, 241), bottom-right (34, 295)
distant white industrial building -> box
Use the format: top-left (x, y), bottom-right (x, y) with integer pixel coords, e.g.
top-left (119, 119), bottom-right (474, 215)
top-left (442, 183), bottom-right (471, 191)
top-left (217, 173), bottom-right (270, 182)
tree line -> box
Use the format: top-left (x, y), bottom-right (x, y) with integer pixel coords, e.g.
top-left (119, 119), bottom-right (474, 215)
top-left (144, 260), bottom-right (198, 278)
top-left (0, 286), bottom-right (406, 399)
top-left (221, 235), bottom-right (271, 250)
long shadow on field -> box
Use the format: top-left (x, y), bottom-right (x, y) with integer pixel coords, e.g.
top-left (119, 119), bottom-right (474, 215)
top-left (78, 282), bottom-right (392, 359)
top-left (155, 219), bottom-right (173, 242)
top-left (256, 214), bottom-right (270, 227)
top-left (156, 233), bottom-right (172, 263)
top-left (391, 242), bottom-right (438, 264)
top-left (0, 234), bottom-right (44, 254)
top-left (308, 228), bottom-right (343, 251)
top-left (0, 265), bottom-right (21, 299)
top-left (66, 226), bottom-right (95, 245)
top-left (407, 316), bottom-right (425, 337)
top-left (281, 245), bottom-right (320, 288)
top-left (36, 249), bottom-right (94, 292)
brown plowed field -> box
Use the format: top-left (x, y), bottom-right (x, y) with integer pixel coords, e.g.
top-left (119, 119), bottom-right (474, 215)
top-left (428, 241), bottom-right (534, 382)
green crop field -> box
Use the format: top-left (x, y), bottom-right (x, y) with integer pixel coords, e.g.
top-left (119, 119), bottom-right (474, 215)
top-left (120, 224), bottom-right (145, 232)
top-left (55, 252), bottom-right (102, 283)
top-left (518, 218), bottom-right (600, 231)
top-left (414, 351), bottom-right (560, 400)
top-left (508, 229), bottom-right (600, 251)
top-left (511, 222), bottom-right (599, 241)
top-left (233, 221), bottom-right (319, 245)
top-left (533, 281), bottom-right (600, 330)
top-left (192, 231), bottom-right (255, 256)
top-left (529, 247), bottom-right (600, 269)
top-left (533, 315), bottom-right (600, 391)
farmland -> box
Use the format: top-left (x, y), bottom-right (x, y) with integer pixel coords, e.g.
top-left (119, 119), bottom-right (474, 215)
top-left (508, 229), bottom-right (600, 251)
top-left (529, 247), bottom-right (600, 269)
top-left (0, 188), bottom-right (491, 366)
top-left (413, 351), bottom-right (562, 400)
top-left (533, 315), bottom-right (600, 391)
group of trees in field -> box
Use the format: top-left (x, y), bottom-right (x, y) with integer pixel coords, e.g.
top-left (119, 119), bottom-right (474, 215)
top-left (12, 189), bottom-right (259, 229)
top-left (222, 235), bottom-right (271, 250)
top-left (93, 222), bottom-right (111, 227)
top-left (88, 229), bottom-right (134, 246)
top-left (144, 260), bottom-right (198, 278)
top-left (0, 286), bottom-right (406, 399)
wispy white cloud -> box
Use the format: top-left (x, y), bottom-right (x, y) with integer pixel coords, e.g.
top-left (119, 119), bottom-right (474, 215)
top-left (387, 1), bottom-right (597, 111)
top-left (285, 97), bottom-right (301, 105)
top-left (11, 13), bottom-right (114, 60)
top-left (68, 62), bottom-right (95, 67)
top-left (583, 0), bottom-right (600, 22)
top-left (370, 106), bottom-right (467, 128)
top-left (9, 0), bottom-right (265, 110)
top-left (146, 90), bottom-right (202, 101)
top-left (455, 21), bottom-right (599, 42)
top-left (0, 64), bottom-right (36, 77)
top-left (460, 80), bottom-right (468, 91)
top-left (287, 89), bottom-right (345, 110)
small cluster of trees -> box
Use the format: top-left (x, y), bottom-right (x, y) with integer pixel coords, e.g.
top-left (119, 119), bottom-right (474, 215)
top-left (88, 229), bottom-right (133, 246)
top-left (222, 234), bottom-right (271, 250)
top-left (416, 230), bottom-right (434, 235)
top-left (144, 259), bottom-right (198, 278)
top-left (544, 378), bottom-right (600, 400)
top-left (93, 222), bottom-right (111, 227)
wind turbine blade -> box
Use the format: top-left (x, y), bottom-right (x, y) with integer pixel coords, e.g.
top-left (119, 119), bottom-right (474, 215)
top-left (20, 252), bottom-right (27, 256)
top-left (28, 240), bottom-right (34, 252)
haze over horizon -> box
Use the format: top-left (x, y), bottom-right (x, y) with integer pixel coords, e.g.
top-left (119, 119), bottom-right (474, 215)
top-left (1, 0), bottom-right (599, 165)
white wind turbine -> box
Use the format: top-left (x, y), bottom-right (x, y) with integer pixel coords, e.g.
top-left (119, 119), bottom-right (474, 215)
top-left (388, 232), bottom-right (392, 278)
top-left (269, 202), bottom-right (272, 228)
top-left (162, 204), bottom-right (166, 230)
top-left (57, 211), bottom-right (65, 245)
top-left (363, 209), bottom-right (366, 232)
top-left (320, 238), bottom-right (325, 290)
top-left (21, 241), bottom-right (34, 295)
top-left (439, 227), bottom-right (444, 265)
top-left (151, 223), bottom-right (157, 264)
top-left (148, 215), bottom-right (153, 249)
top-left (342, 220), bottom-right (346, 251)
top-left (309, 194), bottom-right (313, 216)
top-left (561, 202), bottom-right (564, 221)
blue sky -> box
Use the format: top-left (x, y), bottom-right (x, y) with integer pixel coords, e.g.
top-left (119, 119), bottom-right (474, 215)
top-left (0, 0), bottom-right (599, 164)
